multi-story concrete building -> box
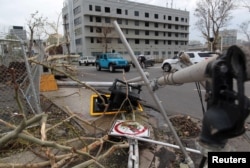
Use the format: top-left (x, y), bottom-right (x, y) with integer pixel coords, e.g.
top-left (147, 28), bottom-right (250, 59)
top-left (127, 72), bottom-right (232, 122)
top-left (9, 26), bottom-right (27, 41)
top-left (218, 29), bottom-right (237, 51)
top-left (62, 0), bottom-right (189, 60)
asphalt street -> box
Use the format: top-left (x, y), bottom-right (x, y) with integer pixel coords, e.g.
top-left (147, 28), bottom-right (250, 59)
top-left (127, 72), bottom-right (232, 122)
top-left (75, 63), bottom-right (250, 122)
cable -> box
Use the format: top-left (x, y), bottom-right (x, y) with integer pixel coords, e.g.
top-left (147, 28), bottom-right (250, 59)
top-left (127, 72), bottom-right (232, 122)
top-left (195, 82), bottom-right (206, 115)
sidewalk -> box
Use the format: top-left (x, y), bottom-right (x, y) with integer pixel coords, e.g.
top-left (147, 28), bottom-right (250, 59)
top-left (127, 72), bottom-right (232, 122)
top-left (41, 86), bottom-right (250, 167)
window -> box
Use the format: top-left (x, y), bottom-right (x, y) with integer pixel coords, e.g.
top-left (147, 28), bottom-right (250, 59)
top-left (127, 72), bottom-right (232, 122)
top-left (105, 7), bottom-right (110, 13)
top-left (168, 16), bottom-right (172, 20)
top-left (90, 16), bottom-right (93, 22)
top-left (155, 40), bottom-right (158, 44)
top-left (90, 27), bottom-right (93, 33)
top-left (117, 19), bottom-right (122, 24)
top-left (135, 30), bottom-right (139, 35)
top-left (175, 17), bottom-right (179, 21)
top-left (96, 17), bottom-right (101, 23)
top-left (96, 27), bottom-right (102, 33)
top-left (106, 38), bottom-right (112, 43)
top-left (134, 11), bottom-right (139, 16)
top-left (75, 38), bottom-right (82, 45)
top-left (117, 8), bottom-right (122, 14)
top-left (91, 37), bottom-right (94, 43)
top-left (168, 40), bottom-right (171, 45)
top-left (175, 33), bottom-right (178, 37)
top-left (95, 6), bottom-right (101, 12)
top-left (89, 5), bottom-right (92, 11)
top-left (105, 17), bottom-right (110, 23)
top-left (154, 23), bottom-right (158, 28)
top-left (145, 31), bottom-right (149, 35)
top-left (74, 6), bottom-right (81, 15)
top-left (145, 12), bottom-right (149, 18)
top-left (155, 31), bottom-right (159, 36)
top-left (175, 25), bottom-right (179, 30)
top-left (75, 27), bottom-right (82, 36)
top-left (125, 19), bottom-right (128, 25)
top-left (181, 18), bottom-right (185, 22)
top-left (145, 22), bottom-right (149, 27)
top-left (74, 17), bottom-right (81, 25)
top-left (125, 10), bottom-right (128, 15)
top-left (168, 25), bottom-right (172, 29)
top-left (135, 20), bottom-right (139, 26)
top-left (97, 38), bottom-right (102, 43)
top-left (163, 15), bottom-right (166, 20)
top-left (154, 14), bottom-right (158, 19)
top-left (118, 39), bottom-right (122, 43)
top-left (135, 39), bottom-right (140, 44)
top-left (168, 32), bottom-right (171, 37)
top-left (145, 39), bottom-right (149, 44)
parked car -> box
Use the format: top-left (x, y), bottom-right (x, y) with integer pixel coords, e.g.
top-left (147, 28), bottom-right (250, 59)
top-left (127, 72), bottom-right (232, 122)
top-left (161, 51), bottom-right (215, 72)
top-left (95, 52), bottom-right (130, 72)
top-left (132, 55), bottom-right (155, 68)
top-left (79, 56), bottom-right (96, 66)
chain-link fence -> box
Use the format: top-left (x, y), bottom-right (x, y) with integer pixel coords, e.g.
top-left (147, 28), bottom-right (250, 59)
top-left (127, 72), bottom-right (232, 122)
top-left (0, 38), bottom-right (43, 134)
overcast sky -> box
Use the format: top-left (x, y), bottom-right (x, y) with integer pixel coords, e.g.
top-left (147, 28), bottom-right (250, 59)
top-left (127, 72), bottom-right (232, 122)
top-left (0, 0), bottom-right (249, 42)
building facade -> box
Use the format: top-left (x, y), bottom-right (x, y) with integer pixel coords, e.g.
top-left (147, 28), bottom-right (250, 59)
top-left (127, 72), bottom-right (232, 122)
top-left (9, 26), bottom-right (27, 41)
top-left (218, 29), bottom-right (237, 51)
top-left (62, 0), bottom-right (189, 60)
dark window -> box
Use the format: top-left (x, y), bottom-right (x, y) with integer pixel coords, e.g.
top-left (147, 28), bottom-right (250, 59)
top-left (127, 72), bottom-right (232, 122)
top-left (117, 19), bottom-right (122, 24)
top-left (105, 7), bottom-right (110, 13)
top-left (175, 17), bottom-right (179, 21)
top-left (154, 23), bottom-right (158, 28)
top-left (96, 27), bottom-right (102, 33)
top-left (97, 38), bottom-right (102, 43)
top-left (135, 20), bottom-right (139, 26)
top-left (134, 11), bottom-right (139, 16)
top-left (135, 30), bottom-right (139, 35)
top-left (175, 25), bottom-right (178, 29)
top-left (155, 40), bottom-right (158, 44)
top-left (75, 38), bottom-right (82, 45)
top-left (74, 17), bottom-right (81, 25)
top-left (90, 27), bottom-right (93, 32)
top-left (125, 10), bottom-right (128, 15)
top-left (91, 37), bottom-right (94, 43)
top-left (168, 40), bottom-right (171, 45)
top-left (168, 16), bottom-right (172, 20)
top-left (168, 25), bottom-right (172, 29)
top-left (74, 6), bottom-right (81, 15)
top-left (89, 5), bottom-right (92, 11)
top-left (117, 8), bottom-right (122, 14)
top-left (175, 41), bottom-right (178, 45)
top-left (145, 22), bottom-right (149, 27)
top-left (145, 12), bottom-right (149, 18)
top-left (168, 32), bottom-right (171, 37)
top-left (105, 17), bottom-right (110, 23)
top-left (96, 17), bottom-right (101, 22)
top-left (90, 16), bottom-right (93, 22)
top-left (95, 6), bottom-right (101, 12)
top-left (187, 53), bottom-right (195, 58)
top-left (163, 15), bottom-right (166, 20)
top-left (135, 39), bottom-right (140, 44)
top-left (155, 31), bottom-right (159, 36)
top-left (145, 39), bottom-right (149, 44)
top-left (154, 14), bottom-right (158, 19)
top-left (181, 18), bottom-right (185, 22)
top-left (175, 33), bottom-right (178, 37)
top-left (145, 31), bottom-right (149, 35)
top-left (118, 39), bottom-right (122, 43)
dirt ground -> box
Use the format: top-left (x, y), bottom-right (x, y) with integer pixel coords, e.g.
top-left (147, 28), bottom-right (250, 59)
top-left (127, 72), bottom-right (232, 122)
top-left (0, 94), bottom-right (203, 168)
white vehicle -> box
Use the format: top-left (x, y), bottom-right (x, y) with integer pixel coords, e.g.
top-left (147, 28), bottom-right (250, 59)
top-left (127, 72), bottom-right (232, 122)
top-left (161, 51), bottom-right (215, 72)
top-left (79, 56), bottom-right (96, 66)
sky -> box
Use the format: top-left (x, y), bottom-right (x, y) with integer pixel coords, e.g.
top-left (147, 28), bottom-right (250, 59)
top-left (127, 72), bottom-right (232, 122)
top-left (0, 0), bottom-right (249, 42)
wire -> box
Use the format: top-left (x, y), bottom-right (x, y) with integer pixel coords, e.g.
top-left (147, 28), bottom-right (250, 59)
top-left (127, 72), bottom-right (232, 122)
top-left (195, 82), bottom-right (205, 115)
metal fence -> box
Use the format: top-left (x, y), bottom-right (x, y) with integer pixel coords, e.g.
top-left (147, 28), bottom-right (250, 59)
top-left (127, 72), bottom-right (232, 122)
top-left (0, 38), bottom-right (43, 134)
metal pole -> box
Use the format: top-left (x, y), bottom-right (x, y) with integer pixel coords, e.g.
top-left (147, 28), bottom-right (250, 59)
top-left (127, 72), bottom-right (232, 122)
top-left (113, 20), bottom-right (195, 168)
top-left (126, 135), bottom-right (201, 154)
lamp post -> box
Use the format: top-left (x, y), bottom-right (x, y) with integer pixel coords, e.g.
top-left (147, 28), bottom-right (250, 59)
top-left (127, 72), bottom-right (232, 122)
top-left (220, 35), bottom-right (223, 52)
